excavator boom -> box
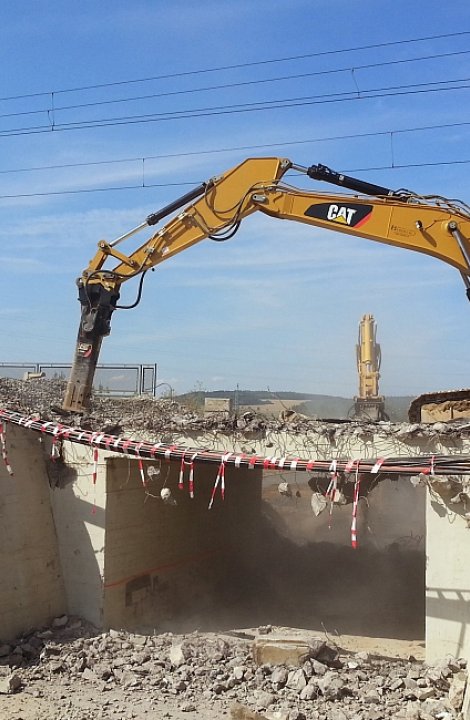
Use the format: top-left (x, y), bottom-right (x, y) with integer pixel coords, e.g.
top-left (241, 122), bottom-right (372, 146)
top-left (63, 156), bottom-right (470, 413)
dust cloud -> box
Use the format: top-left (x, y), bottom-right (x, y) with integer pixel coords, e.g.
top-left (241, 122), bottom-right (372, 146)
top-left (184, 476), bottom-right (425, 642)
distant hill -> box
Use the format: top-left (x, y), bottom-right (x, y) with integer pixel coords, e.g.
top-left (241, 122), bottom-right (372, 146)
top-left (176, 389), bottom-right (415, 422)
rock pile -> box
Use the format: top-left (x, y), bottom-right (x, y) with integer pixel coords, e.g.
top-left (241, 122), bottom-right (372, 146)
top-left (0, 617), bottom-right (467, 720)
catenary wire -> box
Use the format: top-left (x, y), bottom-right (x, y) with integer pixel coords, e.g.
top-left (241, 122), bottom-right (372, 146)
top-left (1, 30), bottom-right (468, 102)
top-left (0, 77), bottom-right (469, 138)
top-left (0, 120), bottom-right (468, 176)
top-left (0, 158), bottom-right (469, 200)
top-left (1, 48), bottom-right (469, 120)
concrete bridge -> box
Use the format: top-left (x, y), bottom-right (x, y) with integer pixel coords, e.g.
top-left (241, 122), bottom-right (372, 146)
top-left (0, 412), bottom-right (469, 668)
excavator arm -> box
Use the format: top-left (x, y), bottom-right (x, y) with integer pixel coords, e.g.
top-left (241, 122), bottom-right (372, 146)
top-left (63, 156), bottom-right (470, 412)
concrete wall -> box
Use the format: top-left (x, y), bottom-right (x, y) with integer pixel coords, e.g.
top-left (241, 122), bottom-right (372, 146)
top-left (0, 425), bottom-right (66, 641)
top-left (426, 485), bottom-right (470, 663)
top-left (0, 428), bottom-right (262, 638)
top-left (103, 457), bottom-right (262, 633)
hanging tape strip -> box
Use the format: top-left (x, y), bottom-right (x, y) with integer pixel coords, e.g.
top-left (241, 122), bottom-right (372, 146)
top-left (91, 447), bottom-right (99, 514)
top-left (328, 472), bottom-right (338, 530)
top-left (327, 459), bottom-right (338, 529)
top-left (208, 453), bottom-right (231, 509)
top-left (325, 460), bottom-right (337, 497)
top-left (50, 423), bottom-right (64, 461)
top-left (178, 452), bottom-right (198, 495)
top-left (188, 452), bottom-right (198, 498)
top-left (0, 422), bottom-right (13, 476)
top-left (133, 443), bottom-right (147, 489)
top-left (92, 447), bottom-right (98, 484)
top-left (179, 454), bottom-right (185, 490)
top-left (351, 464), bottom-right (361, 549)
top-left (138, 458), bottom-right (147, 488)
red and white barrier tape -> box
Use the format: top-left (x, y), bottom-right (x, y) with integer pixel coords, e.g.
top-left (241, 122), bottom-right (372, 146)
top-left (0, 408), bottom-right (466, 477)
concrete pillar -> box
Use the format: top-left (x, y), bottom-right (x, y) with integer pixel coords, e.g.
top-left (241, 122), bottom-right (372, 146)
top-left (50, 442), bottom-right (107, 628)
top-left (425, 483), bottom-right (470, 663)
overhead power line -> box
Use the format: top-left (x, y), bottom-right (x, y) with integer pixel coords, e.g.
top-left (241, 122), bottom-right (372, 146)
top-left (0, 76), bottom-right (469, 138)
top-left (1, 48), bottom-right (469, 121)
top-left (0, 158), bottom-right (469, 201)
top-left (1, 119), bottom-right (469, 177)
top-left (1, 30), bottom-right (469, 102)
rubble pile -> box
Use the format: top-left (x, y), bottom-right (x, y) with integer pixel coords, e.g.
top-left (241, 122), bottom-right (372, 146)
top-left (2, 378), bottom-right (470, 441)
top-left (0, 617), bottom-right (467, 720)
top-left (0, 377), bottom-right (203, 436)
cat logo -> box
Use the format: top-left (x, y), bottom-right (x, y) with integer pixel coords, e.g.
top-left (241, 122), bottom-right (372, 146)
top-left (304, 202), bottom-right (373, 228)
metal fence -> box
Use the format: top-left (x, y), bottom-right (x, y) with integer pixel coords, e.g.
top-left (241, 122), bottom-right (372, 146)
top-left (0, 362), bottom-right (158, 398)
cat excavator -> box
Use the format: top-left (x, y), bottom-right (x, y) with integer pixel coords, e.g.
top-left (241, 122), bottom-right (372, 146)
top-left (62, 156), bottom-right (470, 421)
top-left (351, 314), bottom-right (388, 422)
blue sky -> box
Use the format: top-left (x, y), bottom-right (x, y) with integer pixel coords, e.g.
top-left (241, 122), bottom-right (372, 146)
top-left (1, 0), bottom-right (470, 397)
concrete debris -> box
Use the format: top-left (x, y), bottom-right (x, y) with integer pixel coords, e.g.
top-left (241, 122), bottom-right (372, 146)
top-left (2, 377), bottom-right (470, 443)
top-left (253, 636), bottom-right (326, 667)
top-left (0, 616), bottom-right (467, 719)
top-left (0, 671), bottom-right (22, 694)
top-left (448, 671), bottom-right (468, 709)
top-left (160, 486), bottom-right (177, 505)
top-left (411, 474), bottom-right (470, 510)
top-left (310, 492), bottom-right (328, 516)
top-left (278, 482), bottom-right (292, 497)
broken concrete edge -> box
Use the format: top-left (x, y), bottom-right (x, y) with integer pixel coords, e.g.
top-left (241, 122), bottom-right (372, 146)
top-left (1, 408), bottom-right (469, 479)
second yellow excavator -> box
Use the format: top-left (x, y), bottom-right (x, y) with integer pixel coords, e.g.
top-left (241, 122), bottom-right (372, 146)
top-left (61, 157), bottom-right (470, 417)
top-left (351, 314), bottom-right (388, 422)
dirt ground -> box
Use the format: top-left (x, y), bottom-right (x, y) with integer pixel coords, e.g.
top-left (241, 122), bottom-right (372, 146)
top-left (0, 626), bottom-right (425, 720)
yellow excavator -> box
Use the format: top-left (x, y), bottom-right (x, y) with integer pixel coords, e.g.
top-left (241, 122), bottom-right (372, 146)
top-left (62, 157), bottom-right (470, 419)
top-left (351, 314), bottom-right (388, 422)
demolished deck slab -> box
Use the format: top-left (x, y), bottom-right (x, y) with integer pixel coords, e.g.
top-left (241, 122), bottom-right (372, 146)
top-left (0, 381), bottom-right (469, 664)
